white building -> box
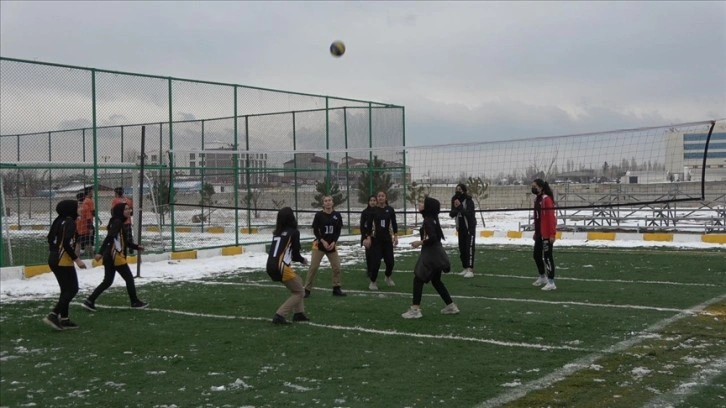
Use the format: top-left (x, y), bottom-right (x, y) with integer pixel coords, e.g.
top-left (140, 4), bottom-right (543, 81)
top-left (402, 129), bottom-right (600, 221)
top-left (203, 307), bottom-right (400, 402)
top-left (666, 127), bottom-right (726, 182)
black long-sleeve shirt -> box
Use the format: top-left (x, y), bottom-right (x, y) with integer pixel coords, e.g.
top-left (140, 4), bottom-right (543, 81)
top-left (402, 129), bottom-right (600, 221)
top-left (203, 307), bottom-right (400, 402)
top-left (372, 205), bottom-right (398, 241)
top-left (266, 228), bottom-right (305, 281)
top-left (449, 194), bottom-right (477, 233)
top-left (312, 210), bottom-right (342, 253)
top-left (360, 206), bottom-right (376, 245)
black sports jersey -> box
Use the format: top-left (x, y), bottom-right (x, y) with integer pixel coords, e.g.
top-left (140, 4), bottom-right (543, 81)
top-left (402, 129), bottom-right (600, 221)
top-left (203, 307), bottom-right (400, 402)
top-left (360, 207), bottom-right (375, 244)
top-left (372, 205), bottom-right (398, 240)
top-left (312, 210), bottom-right (342, 253)
top-left (266, 228), bottom-right (305, 281)
top-left (48, 217), bottom-right (78, 267)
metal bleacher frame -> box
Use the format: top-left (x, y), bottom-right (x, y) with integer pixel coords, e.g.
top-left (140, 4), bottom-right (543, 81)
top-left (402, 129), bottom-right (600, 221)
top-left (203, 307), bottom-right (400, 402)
top-left (522, 184), bottom-right (726, 233)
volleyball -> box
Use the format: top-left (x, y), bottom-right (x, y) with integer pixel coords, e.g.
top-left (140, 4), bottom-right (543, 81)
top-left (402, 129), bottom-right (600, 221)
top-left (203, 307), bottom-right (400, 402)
top-left (330, 41), bottom-right (346, 57)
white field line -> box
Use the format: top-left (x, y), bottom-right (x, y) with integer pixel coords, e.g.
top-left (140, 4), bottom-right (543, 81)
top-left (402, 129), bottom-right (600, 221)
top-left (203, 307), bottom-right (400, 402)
top-left (194, 280), bottom-right (691, 313)
top-left (236, 268), bottom-right (721, 288)
top-left (483, 273), bottom-right (720, 287)
top-left (640, 354), bottom-right (726, 408)
top-left (474, 293), bottom-right (726, 408)
top-left (89, 304), bottom-right (592, 352)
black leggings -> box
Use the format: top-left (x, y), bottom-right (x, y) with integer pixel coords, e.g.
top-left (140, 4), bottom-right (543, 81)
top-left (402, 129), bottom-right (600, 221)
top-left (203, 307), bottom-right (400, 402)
top-left (533, 237), bottom-right (555, 279)
top-left (368, 238), bottom-right (394, 282)
top-left (87, 263), bottom-right (140, 304)
top-left (50, 265), bottom-right (79, 318)
top-left (412, 270), bottom-right (453, 306)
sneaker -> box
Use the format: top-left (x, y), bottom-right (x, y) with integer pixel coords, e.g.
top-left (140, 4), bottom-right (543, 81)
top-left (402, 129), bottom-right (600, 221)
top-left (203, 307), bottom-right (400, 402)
top-left (60, 318), bottom-right (79, 330)
top-left (292, 312), bottom-right (310, 322)
top-left (272, 314), bottom-right (290, 325)
top-left (369, 281), bottom-right (379, 291)
top-left (532, 276), bottom-right (547, 286)
top-left (82, 299), bottom-right (97, 312)
top-left (542, 282), bottom-right (557, 291)
top-left (384, 276), bottom-right (395, 287)
top-left (131, 301), bottom-right (148, 309)
top-left (42, 313), bottom-right (63, 331)
top-left (440, 303), bottom-right (460, 315)
top-left (304, 289), bottom-right (311, 298)
top-left (462, 269), bottom-right (474, 278)
top-left (332, 287), bottom-right (347, 297)
top-left (401, 306), bottom-right (423, 319)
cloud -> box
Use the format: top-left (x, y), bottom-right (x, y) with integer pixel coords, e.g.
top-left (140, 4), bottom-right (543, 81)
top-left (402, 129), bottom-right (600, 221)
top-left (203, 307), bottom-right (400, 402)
top-left (1, 1), bottom-right (724, 148)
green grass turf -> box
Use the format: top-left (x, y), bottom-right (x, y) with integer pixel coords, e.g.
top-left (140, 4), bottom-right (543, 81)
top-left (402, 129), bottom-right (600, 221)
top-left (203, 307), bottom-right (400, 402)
top-left (1, 246), bottom-right (724, 407)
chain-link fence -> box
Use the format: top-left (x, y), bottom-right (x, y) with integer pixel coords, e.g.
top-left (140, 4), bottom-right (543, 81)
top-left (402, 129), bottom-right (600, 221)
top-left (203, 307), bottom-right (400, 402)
top-left (0, 57), bottom-right (406, 267)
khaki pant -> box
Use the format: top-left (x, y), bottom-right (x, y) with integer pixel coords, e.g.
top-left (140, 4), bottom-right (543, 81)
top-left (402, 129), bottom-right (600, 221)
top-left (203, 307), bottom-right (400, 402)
top-left (304, 248), bottom-right (342, 290)
top-left (276, 274), bottom-right (305, 317)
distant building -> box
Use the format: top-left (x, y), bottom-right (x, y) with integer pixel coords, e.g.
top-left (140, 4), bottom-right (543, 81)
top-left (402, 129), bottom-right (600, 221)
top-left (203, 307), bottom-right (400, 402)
top-left (666, 130), bottom-right (726, 182)
top-left (283, 153), bottom-right (339, 182)
top-left (182, 149), bottom-right (268, 185)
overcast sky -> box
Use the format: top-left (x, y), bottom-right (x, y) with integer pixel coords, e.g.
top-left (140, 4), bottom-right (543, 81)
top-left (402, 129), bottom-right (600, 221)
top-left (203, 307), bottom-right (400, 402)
top-left (1, 1), bottom-right (724, 146)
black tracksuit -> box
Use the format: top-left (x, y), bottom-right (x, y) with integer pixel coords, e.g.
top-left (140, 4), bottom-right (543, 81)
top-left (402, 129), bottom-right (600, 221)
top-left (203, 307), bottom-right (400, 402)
top-left (450, 193), bottom-right (477, 270)
top-left (368, 205), bottom-right (398, 282)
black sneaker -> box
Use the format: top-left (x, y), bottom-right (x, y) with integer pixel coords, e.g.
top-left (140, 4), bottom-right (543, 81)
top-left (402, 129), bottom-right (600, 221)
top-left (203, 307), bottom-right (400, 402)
top-left (60, 318), bottom-right (79, 330)
top-left (332, 286), bottom-right (347, 297)
top-left (272, 314), bottom-right (290, 325)
top-left (42, 313), bottom-right (63, 331)
top-left (131, 301), bottom-right (148, 309)
top-left (82, 299), bottom-right (97, 312)
top-left (292, 312), bottom-right (310, 322)
top-left (304, 289), bottom-right (311, 298)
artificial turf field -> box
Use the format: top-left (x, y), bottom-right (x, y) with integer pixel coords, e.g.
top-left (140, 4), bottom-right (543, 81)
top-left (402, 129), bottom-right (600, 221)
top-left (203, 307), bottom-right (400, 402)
top-left (1, 245), bottom-right (724, 407)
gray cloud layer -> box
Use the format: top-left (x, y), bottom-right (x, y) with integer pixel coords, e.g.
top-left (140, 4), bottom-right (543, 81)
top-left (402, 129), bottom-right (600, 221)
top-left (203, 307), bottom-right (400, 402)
top-left (1, 1), bottom-right (724, 145)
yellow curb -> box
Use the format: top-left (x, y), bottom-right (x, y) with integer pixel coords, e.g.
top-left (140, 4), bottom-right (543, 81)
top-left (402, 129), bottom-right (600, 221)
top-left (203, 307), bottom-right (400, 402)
top-left (702, 234), bottom-right (726, 244)
top-left (506, 231), bottom-right (523, 239)
top-left (176, 227), bottom-right (193, 233)
top-left (206, 226), bottom-right (225, 234)
top-left (240, 227), bottom-right (259, 234)
top-left (643, 233), bottom-right (674, 242)
top-left (587, 232), bottom-right (616, 241)
top-left (146, 226), bottom-right (161, 232)
top-left (31, 225), bottom-right (46, 230)
top-left (9, 225), bottom-right (20, 230)
top-left (170, 250), bottom-right (197, 260)
top-left (222, 246), bottom-right (245, 256)
top-left (480, 230), bottom-right (495, 238)
top-left (25, 264), bottom-right (51, 278)
top-left (351, 227), bottom-right (362, 234)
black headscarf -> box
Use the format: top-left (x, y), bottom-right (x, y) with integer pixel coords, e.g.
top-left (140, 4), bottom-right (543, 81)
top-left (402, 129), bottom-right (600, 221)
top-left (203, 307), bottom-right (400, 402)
top-left (47, 200), bottom-right (78, 244)
top-left (109, 202), bottom-right (128, 229)
top-left (421, 196), bottom-right (445, 241)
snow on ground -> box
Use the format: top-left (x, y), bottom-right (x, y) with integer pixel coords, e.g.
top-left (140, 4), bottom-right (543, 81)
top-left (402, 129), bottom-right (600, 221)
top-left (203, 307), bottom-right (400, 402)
top-left (1, 211), bottom-right (723, 303)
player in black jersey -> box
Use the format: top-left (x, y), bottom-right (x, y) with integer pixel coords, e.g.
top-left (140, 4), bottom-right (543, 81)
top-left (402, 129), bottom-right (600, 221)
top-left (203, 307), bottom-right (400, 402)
top-left (367, 191), bottom-right (398, 290)
top-left (304, 196), bottom-right (346, 297)
top-left (266, 207), bottom-right (309, 324)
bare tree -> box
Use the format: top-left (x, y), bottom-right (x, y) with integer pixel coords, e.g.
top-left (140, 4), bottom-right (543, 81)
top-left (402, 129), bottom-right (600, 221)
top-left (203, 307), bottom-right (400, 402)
top-left (466, 176), bottom-right (489, 227)
top-left (405, 181), bottom-right (430, 225)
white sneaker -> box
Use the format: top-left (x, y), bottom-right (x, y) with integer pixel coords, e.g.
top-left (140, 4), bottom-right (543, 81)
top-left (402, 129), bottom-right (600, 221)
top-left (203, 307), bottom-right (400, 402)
top-left (401, 306), bottom-right (422, 319)
top-left (369, 281), bottom-right (379, 291)
top-left (385, 276), bottom-right (395, 287)
top-left (458, 269), bottom-right (469, 276)
top-left (462, 269), bottom-right (474, 278)
top-left (440, 303), bottom-right (460, 315)
top-left (542, 282), bottom-right (557, 291)
top-left (532, 276), bottom-right (547, 286)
